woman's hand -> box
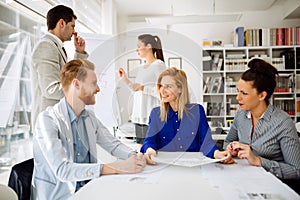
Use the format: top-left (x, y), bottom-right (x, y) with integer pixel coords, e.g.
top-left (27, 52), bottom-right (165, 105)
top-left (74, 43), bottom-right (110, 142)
top-left (214, 150), bottom-right (235, 164)
top-left (118, 68), bottom-right (126, 78)
top-left (131, 83), bottom-right (144, 91)
top-left (230, 142), bottom-right (261, 166)
top-left (226, 141), bottom-right (240, 157)
top-left (144, 148), bottom-right (157, 165)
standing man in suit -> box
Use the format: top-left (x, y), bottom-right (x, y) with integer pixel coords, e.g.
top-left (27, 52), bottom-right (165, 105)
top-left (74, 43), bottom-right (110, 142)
top-left (31, 5), bottom-right (88, 129)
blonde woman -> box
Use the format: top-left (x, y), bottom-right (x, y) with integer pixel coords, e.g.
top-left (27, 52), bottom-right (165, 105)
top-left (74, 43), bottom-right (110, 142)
top-left (140, 67), bottom-right (233, 165)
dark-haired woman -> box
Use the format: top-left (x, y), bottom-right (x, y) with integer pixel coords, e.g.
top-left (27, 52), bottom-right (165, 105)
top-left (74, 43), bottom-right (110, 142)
top-left (223, 58), bottom-right (300, 181)
top-left (118, 34), bottom-right (166, 144)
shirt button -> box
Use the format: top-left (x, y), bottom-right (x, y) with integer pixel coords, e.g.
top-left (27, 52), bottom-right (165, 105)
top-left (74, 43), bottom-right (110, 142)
top-left (180, 145), bottom-right (183, 149)
top-left (86, 172), bottom-right (93, 177)
top-left (178, 138), bottom-right (181, 141)
top-left (163, 136), bottom-right (165, 139)
top-left (177, 129), bottom-right (179, 131)
top-left (176, 120), bottom-right (178, 123)
top-left (192, 132), bottom-right (194, 135)
top-left (77, 153), bottom-right (80, 156)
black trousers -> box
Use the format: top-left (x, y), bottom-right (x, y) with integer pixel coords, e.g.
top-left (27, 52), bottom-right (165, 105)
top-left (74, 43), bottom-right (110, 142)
top-left (134, 123), bottom-right (148, 144)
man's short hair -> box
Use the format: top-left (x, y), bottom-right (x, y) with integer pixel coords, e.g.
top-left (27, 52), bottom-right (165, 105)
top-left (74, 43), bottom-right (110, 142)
top-left (60, 59), bottom-right (95, 93)
top-left (47, 5), bottom-right (77, 30)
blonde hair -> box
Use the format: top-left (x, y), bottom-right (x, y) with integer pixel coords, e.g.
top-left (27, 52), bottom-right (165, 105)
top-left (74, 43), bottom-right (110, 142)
top-left (157, 67), bottom-right (190, 121)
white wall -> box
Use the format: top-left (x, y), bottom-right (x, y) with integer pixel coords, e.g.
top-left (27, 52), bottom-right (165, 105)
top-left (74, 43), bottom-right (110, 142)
top-left (110, 2), bottom-right (300, 124)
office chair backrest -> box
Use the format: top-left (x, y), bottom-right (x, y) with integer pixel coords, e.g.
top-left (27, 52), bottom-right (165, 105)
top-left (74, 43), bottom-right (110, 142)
top-left (8, 158), bottom-right (34, 200)
top-left (0, 184), bottom-right (18, 200)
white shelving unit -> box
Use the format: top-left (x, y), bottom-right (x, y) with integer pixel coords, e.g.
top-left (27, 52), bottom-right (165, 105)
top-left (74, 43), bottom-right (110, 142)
top-left (202, 45), bottom-right (300, 129)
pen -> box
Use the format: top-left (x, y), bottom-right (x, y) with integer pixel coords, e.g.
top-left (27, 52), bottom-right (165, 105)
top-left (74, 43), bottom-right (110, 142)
top-left (230, 143), bottom-right (241, 151)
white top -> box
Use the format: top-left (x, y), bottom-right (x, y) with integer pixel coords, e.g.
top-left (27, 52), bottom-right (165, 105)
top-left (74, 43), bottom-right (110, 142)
top-left (131, 59), bottom-right (166, 125)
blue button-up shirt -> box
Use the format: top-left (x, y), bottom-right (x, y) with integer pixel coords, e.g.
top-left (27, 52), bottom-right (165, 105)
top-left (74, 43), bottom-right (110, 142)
top-left (66, 103), bottom-right (90, 190)
top-left (140, 104), bottom-right (219, 158)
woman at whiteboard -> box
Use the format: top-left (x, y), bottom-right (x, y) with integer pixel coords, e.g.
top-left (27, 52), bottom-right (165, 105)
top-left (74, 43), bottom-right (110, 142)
top-left (118, 34), bottom-right (166, 144)
top-left (140, 67), bottom-right (234, 165)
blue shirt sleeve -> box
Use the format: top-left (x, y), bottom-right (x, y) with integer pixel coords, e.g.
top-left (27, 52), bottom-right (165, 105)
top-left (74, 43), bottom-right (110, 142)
top-left (197, 104), bottom-right (219, 158)
top-left (140, 108), bottom-right (160, 153)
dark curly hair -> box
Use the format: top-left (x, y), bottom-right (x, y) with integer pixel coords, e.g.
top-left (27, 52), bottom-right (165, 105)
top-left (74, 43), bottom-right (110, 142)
top-left (241, 58), bottom-right (278, 105)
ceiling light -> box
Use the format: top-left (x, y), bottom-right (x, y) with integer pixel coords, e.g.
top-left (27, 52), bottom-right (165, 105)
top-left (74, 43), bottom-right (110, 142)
top-left (145, 14), bottom-right (242, 25)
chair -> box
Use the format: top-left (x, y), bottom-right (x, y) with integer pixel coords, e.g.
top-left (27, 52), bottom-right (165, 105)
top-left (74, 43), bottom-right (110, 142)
top-left (281, 179), bottom-right (300, 195)
top-left (0, 184), bottom-right (18, 200)
top-left (8, 158), bottom-right (34, 200)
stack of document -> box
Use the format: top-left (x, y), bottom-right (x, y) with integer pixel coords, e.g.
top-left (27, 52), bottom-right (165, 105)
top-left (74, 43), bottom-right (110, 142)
top-left (152, 151), bottom-right (228, 167)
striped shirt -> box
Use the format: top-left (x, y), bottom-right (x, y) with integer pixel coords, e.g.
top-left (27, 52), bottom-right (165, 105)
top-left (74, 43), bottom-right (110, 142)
top-left (224, 104), bottom-right (300, 179)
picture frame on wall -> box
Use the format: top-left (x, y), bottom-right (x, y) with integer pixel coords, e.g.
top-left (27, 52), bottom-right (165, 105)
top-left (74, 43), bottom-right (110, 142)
top-left (168, 57), bottom-right (182, 69)
top-left (127, 59), bottom-right (142, 78)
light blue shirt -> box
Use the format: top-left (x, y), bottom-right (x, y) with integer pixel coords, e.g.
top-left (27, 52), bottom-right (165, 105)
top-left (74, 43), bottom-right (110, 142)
top-left (66, 102), bottom-right (91, 190)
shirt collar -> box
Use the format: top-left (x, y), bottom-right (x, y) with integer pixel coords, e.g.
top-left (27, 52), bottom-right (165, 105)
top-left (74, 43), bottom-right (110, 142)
top-left (66, 102), bottom-right (88, 123)
top-left (168, 105), bottom-right (178, 118)
top-left (245, 104), bottom-right (273, 120)
top-left (46, 32), bottom-right (63, 47)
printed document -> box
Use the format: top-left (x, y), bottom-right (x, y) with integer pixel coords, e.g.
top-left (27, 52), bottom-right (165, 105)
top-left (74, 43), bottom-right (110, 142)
top-left (151, 151), bottom-right (228, 167)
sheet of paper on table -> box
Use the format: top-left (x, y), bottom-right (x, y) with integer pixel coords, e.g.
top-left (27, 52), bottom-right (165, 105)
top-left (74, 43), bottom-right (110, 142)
top-left (151, 151), bottom-right (228, 167)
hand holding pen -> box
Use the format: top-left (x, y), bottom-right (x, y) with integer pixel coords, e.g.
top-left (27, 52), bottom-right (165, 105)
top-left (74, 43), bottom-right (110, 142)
top-left (227, 141), bottom-right (261, 166)
top-left (226, 141), bottom-right (240, 157)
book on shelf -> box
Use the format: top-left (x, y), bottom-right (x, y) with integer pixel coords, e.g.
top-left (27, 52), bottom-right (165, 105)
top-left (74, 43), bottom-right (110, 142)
top-left (280, 49), bottom-right (295, 70)
top-left (203, 50), bottom-right (212, 71)
top-left (203, 76), bottom-right (223, 94)
top-left (210, 76), bottom-right (223, 93)
top-left (297, 48), bottom-right (300, 70)
top-left (217, 58), bottom-right (223, 71)
top-left (203, 76), bottom-right (213, 93)
top-left (273, 97), bottom-right (295, 115)
top-left (206, 102), bottom-right (224, 116)
top-left (244, 27), bottom-right (300, 47)
top-left (297, 98), bottom-right (300, 114)
top-left (233, 26), bottom-right (244, 47)
top-left (275, 73), bottom-right (294, 93)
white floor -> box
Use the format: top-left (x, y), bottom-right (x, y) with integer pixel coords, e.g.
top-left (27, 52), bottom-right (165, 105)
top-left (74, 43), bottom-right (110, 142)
top-left (0, 138), bottom-right (33, 185)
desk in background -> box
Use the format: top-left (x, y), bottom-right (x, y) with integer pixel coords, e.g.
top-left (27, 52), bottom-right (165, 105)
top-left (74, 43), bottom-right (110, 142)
top-left (70, 158), bottom-right (299, 200)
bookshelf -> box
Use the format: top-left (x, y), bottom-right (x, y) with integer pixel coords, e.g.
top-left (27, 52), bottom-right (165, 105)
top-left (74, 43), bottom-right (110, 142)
top-left (202, 45), bottom-right (300, 129)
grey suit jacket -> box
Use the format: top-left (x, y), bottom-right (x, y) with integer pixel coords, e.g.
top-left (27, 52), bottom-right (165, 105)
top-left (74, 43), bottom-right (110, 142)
top-left (31, 98), bottom-right (134, 200)
top-left (31, 33), bottom-right (88, 129)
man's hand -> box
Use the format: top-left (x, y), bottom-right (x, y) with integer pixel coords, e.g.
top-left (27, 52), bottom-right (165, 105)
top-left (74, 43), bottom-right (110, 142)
top-left (103, 153), bottom-right (146, 174)
top-left (73, 32), bottom-right (86, 53)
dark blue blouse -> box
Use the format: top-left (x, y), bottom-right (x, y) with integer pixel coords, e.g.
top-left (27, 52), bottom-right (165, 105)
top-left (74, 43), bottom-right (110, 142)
top-left (140, 104), bottom-right (219, 158)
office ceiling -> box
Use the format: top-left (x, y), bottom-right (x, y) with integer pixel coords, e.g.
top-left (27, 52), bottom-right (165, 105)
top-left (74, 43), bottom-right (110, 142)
top-left (3, 0), bottom-right (300, 33)
top-left (114, 0), bottom-right (275, 16)
top-left (114, 0), bottom-right (300, 20)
